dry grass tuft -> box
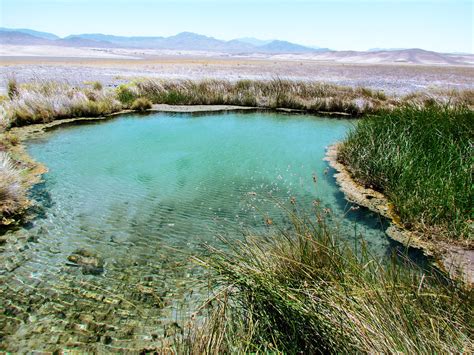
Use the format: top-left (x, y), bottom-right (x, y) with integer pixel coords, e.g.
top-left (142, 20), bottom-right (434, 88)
top-left (0, 152), bottom-right (27, 221)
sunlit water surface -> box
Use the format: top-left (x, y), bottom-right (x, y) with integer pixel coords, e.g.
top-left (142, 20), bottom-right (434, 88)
top-left (1, 112), bottom-right (407, 351)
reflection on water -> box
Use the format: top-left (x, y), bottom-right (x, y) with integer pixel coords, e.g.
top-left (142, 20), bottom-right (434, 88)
top-left (1, 112), bottom-right (407, 351)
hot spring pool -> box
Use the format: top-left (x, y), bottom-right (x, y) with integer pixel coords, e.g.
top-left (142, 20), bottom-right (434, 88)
top-left (1, 112), bottom-right (404, 351)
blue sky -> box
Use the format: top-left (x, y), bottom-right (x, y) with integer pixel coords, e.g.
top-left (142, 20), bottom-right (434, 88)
top-left (0, 0), bottom-right (472, 53)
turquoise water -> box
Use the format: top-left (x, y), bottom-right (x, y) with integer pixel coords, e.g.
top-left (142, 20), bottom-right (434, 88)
top-left (1, 112), bottom-right (394, 351)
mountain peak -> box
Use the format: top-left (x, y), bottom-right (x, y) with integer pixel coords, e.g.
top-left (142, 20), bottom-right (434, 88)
top-left (171, 32), bottom-right (210, 39)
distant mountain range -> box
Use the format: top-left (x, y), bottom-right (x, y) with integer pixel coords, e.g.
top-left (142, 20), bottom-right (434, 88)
top-left (0, 27), bottom-right (330, 54)
top-left (1, 27), bottom-right (471, 66)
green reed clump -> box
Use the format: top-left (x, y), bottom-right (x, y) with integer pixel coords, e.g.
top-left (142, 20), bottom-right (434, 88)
top-left (338, 105), bottom-right (473, 240)
top-left (194, 205), bottom-right (473, 353)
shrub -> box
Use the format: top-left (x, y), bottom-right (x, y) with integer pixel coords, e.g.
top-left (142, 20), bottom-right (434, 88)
top-left (116, 84), bottom-right (138, 107)
top-left (131, 97), bottom-right (152, 112)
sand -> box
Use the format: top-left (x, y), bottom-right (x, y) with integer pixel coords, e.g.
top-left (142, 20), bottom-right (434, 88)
top-left (1, 47), bottom-right (473, 96)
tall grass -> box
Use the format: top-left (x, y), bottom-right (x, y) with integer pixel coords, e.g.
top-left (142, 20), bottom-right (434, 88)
top-left (338, 105), bottom-right (473, 240)
top-left (191, 205), bottom-right (473, 353)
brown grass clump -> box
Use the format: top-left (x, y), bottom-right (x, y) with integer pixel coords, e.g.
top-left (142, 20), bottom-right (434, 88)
top-left (0, 152), bottom-right (27, 223)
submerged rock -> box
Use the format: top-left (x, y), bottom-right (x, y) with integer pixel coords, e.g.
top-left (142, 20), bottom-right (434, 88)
top-left (67, 248), bottom-right (104, 275)
top-left (82, 264), bottom-right (105, 275)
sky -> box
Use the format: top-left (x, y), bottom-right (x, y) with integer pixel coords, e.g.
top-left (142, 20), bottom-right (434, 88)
top-left (0, 0), bottom-right (472, 53)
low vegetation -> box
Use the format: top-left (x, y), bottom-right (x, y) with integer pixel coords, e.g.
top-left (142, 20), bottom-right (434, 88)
top-left (126, 78), bottom-right (473, 114)
top-left (183, 205), bottom-right (473, 352)
top-left (338, 105), bottom-right (473, 241)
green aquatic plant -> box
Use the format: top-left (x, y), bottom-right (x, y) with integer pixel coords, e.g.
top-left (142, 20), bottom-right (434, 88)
top-left (338, 105), bottom-right (473, 240)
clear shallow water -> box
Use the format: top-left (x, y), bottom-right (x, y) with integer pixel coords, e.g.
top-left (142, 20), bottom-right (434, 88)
top-left (1, 112), bottom-right (397, 351)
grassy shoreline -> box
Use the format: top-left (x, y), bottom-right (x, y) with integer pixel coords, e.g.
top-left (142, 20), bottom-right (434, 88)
top-left (2, 78), bottom-right (473, 128)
